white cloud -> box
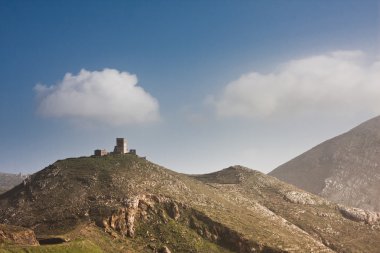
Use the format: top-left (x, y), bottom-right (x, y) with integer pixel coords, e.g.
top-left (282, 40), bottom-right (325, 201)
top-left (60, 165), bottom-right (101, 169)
top-left (212, 50), bottom-right (380, 119)
top-left (35, 69), bottom-right (160, 126)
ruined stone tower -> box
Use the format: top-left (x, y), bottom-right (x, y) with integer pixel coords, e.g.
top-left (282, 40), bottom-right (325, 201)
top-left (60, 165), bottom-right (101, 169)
top-left (113, 138), bottom-right (127, 154)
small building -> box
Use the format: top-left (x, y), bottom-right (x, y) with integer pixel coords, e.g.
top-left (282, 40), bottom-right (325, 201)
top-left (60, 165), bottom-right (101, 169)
top-left (113, 138), bottom-right (128, 154)
top-left (94, 149), bottom-right (108, 156)
top-left (129, 149), bottom-right (137, 155)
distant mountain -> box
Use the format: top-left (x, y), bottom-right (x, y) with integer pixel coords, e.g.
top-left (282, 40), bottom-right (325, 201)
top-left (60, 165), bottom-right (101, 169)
top-left (0, 172), bottom-right (27, 193)
top-left (1, 155), bottom-right (380, 252)
top-left (270, 115), bottom-right (380, 212)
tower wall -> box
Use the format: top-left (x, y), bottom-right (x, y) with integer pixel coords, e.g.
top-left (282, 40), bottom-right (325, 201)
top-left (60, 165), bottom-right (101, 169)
top-left (114, 138), bottom-right (127, 154)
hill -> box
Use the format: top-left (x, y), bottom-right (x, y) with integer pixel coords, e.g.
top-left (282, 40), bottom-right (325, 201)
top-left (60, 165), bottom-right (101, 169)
top-left (0, 155), bottom-right (380, 252)
top-left (269, 115), bottom-right (380, 211)
top-left (0, 172), bottom-right (27, 194)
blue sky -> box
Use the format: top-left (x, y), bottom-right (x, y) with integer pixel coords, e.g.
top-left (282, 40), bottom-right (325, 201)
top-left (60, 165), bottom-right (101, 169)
top-left (0, 0), bottom-right (379, 174)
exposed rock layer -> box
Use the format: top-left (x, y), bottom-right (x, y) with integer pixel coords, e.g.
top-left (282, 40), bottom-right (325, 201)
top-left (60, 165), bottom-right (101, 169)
top-left (0, 224), bottom-right (39, 246)
top-left (338, 205), bottom-right (380, 225)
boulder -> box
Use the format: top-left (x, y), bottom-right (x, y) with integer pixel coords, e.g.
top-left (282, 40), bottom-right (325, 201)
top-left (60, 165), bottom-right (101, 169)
top-left (0, 224), bottom-right (39, 246)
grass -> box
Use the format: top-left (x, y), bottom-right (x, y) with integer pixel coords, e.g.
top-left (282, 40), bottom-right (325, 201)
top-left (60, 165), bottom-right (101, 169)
top-left (134, 209), bottom-right (233, 253)
top-left (0, 240), bottom-right (103, 253)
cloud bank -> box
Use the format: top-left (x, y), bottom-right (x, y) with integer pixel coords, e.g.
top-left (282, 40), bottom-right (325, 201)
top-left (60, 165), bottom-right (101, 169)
top-left (213, 51), bottom-right (380, 118)
top-left (35, 69), bottom-right (160, 126)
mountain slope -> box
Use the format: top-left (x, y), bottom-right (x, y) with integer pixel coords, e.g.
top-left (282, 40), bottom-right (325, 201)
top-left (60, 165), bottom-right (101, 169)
top-left (269, 115), bottom-right (380, 211)
top-left (0, 155), bottom-right (380, 252)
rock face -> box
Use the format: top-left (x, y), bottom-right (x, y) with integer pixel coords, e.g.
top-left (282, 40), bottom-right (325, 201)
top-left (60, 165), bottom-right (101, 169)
top-left (270, 115), bottom-right (380, 211)
top-left (159, 246), bottom-right (172, 253)
top-left (96, 194), bottom-right (184, 238)
top-left (0, 156), bottom-right (380, 252)
top-left (283, 191), bottom-right (327, 205)
top-left (0, 224), bottom-right (39, 246)
top-left (338, 205), bottom-right (380, 225)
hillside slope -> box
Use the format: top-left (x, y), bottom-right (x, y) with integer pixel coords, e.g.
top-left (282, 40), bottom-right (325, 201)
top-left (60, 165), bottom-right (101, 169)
top-left (0, 155), bottom-right (379, 252)
top-left (270, 115), bottom-right (380, 211)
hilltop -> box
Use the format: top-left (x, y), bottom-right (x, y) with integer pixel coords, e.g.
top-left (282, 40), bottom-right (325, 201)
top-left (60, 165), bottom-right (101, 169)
top-left (0, 155), bottom-right (380, 252)
top-left (270, 115), bottom-right (380, 211)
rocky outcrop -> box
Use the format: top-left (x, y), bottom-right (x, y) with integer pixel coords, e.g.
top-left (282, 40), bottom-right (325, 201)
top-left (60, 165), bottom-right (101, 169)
top-left (98, 195), bottom-right (148, 237)
top-left (94, 194), bottom-right (280, 253)
top-left (0, 224), bottom-right (39, 246)
top-left (284, 191), bottom-right (327, 205)
top-left (167, 202), bottom-right (180, 221)
top-left (159, 245), bottom-right (172, 253)
top-left (338, 205), bottom-right (380, 225)
top-left (97, 194), bottom-right (182, 238)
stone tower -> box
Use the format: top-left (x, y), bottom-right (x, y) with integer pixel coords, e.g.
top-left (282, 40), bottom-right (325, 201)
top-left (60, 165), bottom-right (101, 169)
top-left (114, 138), bottom-right (128, 154)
